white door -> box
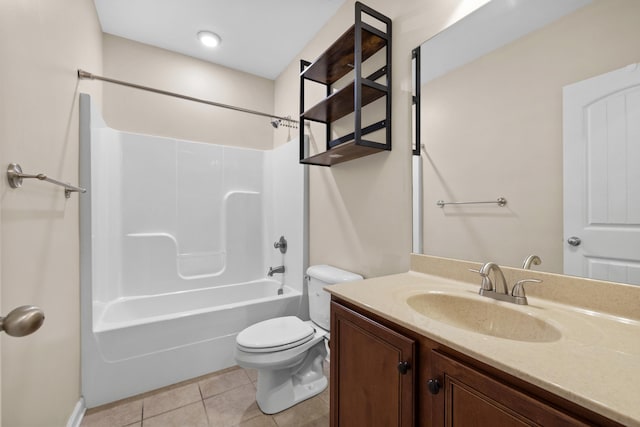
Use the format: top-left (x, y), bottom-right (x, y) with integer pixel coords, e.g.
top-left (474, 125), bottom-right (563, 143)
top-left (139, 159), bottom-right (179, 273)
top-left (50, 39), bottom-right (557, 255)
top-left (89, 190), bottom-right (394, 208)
top-left (563, 63), bottom-right (640, 284)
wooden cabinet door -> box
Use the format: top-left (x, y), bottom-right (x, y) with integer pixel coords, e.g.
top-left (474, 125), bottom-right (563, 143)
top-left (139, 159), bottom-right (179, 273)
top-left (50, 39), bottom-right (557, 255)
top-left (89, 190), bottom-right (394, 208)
top-left (429, 351), bottom-right (589, 427)
top-left (331, 301), bottom-right (415, 427)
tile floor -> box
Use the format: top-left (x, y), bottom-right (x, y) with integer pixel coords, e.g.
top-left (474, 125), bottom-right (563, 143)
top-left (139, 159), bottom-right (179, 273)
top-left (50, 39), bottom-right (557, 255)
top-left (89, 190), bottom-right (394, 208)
top-left (80, 364), bottom-right (330, 427)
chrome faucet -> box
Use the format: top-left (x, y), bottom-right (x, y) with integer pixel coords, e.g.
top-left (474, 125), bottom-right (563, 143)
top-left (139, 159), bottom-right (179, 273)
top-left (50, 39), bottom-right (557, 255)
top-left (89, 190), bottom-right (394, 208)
top-left (471, 262), bottom-right (542, 305)
top-left (522, 255), bottom-right (542, 270)
top-left (268, 265), bottom-right (285, 277)
top-left (479, 262), bottom-right (509, 295)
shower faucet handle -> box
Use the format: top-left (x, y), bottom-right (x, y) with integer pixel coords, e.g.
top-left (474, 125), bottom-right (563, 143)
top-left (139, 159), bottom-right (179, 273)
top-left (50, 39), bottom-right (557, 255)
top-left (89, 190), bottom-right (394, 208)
top-left (274, 236), bottom-right (287, 254)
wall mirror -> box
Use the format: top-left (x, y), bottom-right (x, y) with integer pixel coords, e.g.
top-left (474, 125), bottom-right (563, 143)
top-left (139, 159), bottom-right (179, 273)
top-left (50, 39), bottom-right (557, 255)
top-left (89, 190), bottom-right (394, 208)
top-left (412, 0), bottom-right (640, 284)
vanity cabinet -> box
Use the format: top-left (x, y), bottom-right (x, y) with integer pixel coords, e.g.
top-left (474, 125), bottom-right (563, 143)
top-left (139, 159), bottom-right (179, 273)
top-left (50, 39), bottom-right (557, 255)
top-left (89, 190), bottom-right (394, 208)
top-left (330, 301), bottom-right (415, 426)
top-left (299, 2), bottom-right (391, 167)
top-left (330, 298), bottom-right (623, 427)
top-left (430, 351), bottom-right (588, 426)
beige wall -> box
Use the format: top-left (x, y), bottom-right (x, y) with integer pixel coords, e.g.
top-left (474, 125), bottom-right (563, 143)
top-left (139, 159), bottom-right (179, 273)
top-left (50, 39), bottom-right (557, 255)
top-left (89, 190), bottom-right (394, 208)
top-left (0, 0), bottom-right (491, 423)
top-left (102, 34), bottom-right (275, 150)
top-left (101, 0), bottom-right (485, 280)
top-left (421, 0), bottom-right (640, 273)
top-left (0, 0), bottom-right (103, 425)
top-left (273, 0), bottom-right (485, 278)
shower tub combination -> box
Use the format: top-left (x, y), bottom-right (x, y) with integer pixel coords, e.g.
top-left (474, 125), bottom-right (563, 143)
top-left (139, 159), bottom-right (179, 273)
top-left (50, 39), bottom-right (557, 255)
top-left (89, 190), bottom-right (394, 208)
top-left (79, 94), bottom-right (307, 407)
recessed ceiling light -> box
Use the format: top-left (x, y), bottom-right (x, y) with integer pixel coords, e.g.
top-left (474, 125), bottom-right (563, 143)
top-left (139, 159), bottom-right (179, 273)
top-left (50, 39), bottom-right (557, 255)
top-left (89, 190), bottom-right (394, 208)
top-left (197, 31), bottom-right (221, 48)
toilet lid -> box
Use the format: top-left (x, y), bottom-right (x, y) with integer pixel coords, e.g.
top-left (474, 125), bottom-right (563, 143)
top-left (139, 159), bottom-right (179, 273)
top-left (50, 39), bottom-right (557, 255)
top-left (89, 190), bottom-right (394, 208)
top-left (237, 316), bottom-right (315, 352)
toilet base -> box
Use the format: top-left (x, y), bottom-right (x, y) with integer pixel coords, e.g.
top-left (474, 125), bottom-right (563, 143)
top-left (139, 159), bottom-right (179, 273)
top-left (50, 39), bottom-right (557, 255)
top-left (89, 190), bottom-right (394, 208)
top-left (255, 341), bottom-right (328, 414)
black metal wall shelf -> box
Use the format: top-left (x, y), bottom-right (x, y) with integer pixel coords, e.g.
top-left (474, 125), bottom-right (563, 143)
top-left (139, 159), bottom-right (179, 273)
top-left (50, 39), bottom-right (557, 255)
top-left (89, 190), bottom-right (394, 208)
top-left (302, 25), bottom-right (387, 86)
top-left (299, 2), bottom-right (392, 167)
top-left (302, 80), bottom-right (387, 123)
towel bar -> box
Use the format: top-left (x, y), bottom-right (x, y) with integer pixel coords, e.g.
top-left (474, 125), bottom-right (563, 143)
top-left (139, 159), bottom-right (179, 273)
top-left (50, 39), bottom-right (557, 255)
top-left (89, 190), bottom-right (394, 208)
top-left (7, 163), bottom-right (86, 199)
top-left (436, 197), bottom-right (506, 208)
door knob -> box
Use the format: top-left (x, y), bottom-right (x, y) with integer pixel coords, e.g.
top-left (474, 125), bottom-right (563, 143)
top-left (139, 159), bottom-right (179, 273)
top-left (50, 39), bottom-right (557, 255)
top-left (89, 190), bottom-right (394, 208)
top-left (0, 305), bottom-right (45, 337)
top-left (567, 236), bottom-right (581, 247)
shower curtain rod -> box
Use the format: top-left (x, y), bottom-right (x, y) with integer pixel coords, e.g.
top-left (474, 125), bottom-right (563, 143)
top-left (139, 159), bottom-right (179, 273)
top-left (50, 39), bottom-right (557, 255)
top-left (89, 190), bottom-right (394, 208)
top-left (77, 70), bottom-right (298, 124)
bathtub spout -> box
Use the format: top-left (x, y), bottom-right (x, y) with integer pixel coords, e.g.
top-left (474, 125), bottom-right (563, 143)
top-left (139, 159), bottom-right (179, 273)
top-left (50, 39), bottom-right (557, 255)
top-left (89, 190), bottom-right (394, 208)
top-left (268, 266), bottom-right (285, 277)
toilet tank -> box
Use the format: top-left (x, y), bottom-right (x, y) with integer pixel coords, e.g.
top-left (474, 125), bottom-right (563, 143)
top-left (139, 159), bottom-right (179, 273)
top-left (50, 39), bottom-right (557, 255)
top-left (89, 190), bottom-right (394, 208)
top-left (307, 265), bottom-right (363, 331)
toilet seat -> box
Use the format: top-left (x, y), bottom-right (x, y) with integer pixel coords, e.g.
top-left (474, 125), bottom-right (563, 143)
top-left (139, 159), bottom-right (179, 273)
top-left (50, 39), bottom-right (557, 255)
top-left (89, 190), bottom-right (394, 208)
top-left (236, 316), bottom-right (315, 353)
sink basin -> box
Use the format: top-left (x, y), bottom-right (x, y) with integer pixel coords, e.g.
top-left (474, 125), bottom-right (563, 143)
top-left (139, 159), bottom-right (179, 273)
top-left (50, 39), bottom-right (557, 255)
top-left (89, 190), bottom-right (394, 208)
top-left (406, 292), bottom-right (562, 343)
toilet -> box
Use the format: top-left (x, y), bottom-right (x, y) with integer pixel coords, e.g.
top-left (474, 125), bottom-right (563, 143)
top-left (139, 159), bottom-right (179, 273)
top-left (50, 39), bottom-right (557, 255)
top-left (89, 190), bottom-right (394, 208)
top-left (235, 265), bottom-right (363, 414)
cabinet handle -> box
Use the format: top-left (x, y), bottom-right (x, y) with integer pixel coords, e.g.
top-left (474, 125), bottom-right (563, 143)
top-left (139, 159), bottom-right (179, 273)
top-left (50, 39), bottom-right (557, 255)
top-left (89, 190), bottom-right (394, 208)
top-left (427, 378), bottom-right (441, 395)
top-left (397, 361), bottom-right (410, 375)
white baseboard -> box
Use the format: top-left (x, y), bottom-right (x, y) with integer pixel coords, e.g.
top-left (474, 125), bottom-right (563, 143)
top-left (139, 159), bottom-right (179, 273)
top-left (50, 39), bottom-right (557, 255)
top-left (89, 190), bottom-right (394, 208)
top-left (66, 398), bottom-right (86, 427)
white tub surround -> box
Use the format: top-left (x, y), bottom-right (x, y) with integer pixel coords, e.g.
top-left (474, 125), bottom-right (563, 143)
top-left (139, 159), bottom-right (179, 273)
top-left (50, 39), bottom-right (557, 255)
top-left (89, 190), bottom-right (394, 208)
top-left (79, 94), bottom-right (307, 407)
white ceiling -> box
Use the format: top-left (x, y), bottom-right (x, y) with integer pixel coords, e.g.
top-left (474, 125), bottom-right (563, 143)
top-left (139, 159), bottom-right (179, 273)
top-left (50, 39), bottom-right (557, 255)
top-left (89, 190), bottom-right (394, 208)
top-left (93, 0), bottom-right (347, 80)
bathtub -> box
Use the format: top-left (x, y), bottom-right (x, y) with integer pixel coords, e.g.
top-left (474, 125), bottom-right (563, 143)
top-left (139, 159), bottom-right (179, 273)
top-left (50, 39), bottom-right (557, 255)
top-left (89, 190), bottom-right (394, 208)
top-left (83, 280), bottom-right (302, 407)
top-left (79, 94), bottom-right (308, 407)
